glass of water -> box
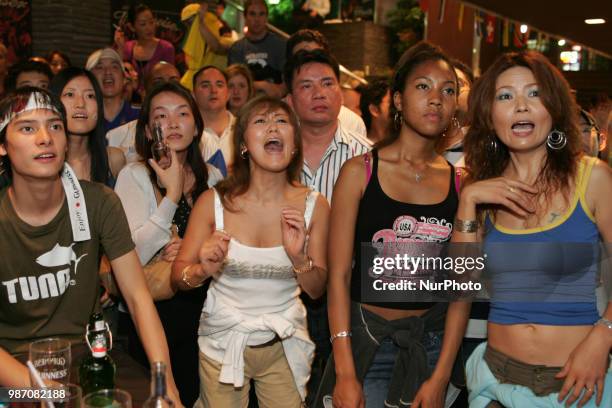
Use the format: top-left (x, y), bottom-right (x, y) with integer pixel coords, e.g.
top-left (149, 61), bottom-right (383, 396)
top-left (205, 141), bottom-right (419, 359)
top-left (83, 389), bottom-right (132, 408)
top-left (56, 383), bottom-right (83, 408)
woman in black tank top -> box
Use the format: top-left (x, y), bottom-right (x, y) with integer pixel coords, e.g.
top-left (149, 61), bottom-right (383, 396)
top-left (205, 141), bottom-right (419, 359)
top-left (316, 42), bottom-right (470, 408)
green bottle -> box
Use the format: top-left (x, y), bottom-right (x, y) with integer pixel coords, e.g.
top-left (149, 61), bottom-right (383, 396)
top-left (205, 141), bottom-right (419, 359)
top-left (78, 312), bottom-right (116, 396)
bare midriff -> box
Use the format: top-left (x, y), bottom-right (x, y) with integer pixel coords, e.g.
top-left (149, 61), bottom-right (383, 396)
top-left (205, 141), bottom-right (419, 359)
top-left (361, 303), bottom-right (430, 321)
top-left (488, 322), bottom-right (592, 366)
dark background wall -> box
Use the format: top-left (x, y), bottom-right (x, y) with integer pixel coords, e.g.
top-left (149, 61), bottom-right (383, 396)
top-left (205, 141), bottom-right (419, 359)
top-left (32, 0), bottom-right (111, 67)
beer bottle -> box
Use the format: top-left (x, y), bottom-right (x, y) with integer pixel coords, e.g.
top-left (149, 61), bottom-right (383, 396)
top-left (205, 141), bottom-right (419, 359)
top-left (78, 312), bottom-right (116, 396)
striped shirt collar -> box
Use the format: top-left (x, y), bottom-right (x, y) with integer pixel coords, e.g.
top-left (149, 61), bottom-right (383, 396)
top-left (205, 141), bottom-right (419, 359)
top-left (301, 121), bottom-right (371, 200)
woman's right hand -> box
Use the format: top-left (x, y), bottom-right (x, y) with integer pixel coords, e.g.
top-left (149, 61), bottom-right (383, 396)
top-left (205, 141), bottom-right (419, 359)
top-left (148, 149), bottom-right (184, 204)
top-left (161, 236), bottom-right (182, 262)
top-left (333, 376), bottom-right (365, 408)
top-left (461, 177), bottom-right (538, 217)
top-left (197, 230), bottom-right (231, 277)
top-left (114, 27), bottom-right (125, 50)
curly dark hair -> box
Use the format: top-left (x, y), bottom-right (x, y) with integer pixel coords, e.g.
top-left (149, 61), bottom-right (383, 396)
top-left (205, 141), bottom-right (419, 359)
top-left (464, 51), bottom-right (581, 202)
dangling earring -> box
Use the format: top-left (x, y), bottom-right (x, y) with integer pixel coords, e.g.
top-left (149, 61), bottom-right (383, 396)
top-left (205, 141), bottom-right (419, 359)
top-left (291, 149), bottom-right (298, 156)
top-left (240, 145), bottom-right (248, 159)
top-left (394, 111), bottom-right (403, 130)
top-left (442, 116), bottom-right (459, 137)
top-left (488, 134), bottom-right (500, 153)
top-left (546, 130), bottom-right (567, 150)
top-left (451, 116), bottom-right (460, 130)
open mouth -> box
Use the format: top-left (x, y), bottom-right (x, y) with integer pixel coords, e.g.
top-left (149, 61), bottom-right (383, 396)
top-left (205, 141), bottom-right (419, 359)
top-left (72, 113), bottom-right (88, 119)
top-left (264, 138), bottom-right (284, 153)
top-left (35, 153), bottom-right (56, 160)
top-left (102, 78), bottom-right (115, 86)
top-left (511, 121), bottom-right (535, 134)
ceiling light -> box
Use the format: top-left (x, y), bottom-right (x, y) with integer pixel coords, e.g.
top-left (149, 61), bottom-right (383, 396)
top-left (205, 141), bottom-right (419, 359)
top-left (584, 18), bottom-right (605, 24)
top-left (572, 45), bottom-right (582, 51)
top-left (520, 24), bottom-right (528, 34)
top-left (558, 39), bottom-right (566, 46)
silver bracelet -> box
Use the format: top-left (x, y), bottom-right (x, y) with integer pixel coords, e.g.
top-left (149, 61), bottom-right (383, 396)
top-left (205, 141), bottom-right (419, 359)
top-left (454, 218), bottom-right (478, 233)
top-left (595, 317), bottom-right (612, 330)
top-left (330, 330), bottom-right (352, 344)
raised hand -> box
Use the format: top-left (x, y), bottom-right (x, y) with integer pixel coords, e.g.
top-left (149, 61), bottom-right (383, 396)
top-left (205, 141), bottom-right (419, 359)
top-left (114, 27), bottom-right (125, 50)
top-left (461, 177), bottom-right (538, 217)
top-left (281, 207), bottom-right (307, 266)
top-left (197, 230), bottom-right (231, 278)
top-left (148, 149), bottom-right (184, 204)
top-left (161, 236), bottom-right (182, 263)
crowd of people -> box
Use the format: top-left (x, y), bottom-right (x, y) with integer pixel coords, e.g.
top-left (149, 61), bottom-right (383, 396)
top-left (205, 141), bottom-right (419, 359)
top-left (0, 1), bottom-right (610, 408)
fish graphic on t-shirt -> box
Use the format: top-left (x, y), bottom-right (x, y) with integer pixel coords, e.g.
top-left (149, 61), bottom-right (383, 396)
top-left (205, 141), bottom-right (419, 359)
top-left (35, 243), bottom-right (87, 275)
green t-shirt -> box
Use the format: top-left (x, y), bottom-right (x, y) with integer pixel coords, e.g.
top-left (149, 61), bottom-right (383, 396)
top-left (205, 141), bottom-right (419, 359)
top-left (0, 181), bottom-right (135, 353)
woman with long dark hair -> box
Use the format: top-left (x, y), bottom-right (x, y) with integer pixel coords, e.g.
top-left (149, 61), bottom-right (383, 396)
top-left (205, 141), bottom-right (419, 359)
top-left (458, 51), bottom-right (612, 407)
top-left (319, 42), bottom-right (469, 408)
top-left (114, 81), bottom-right (220, 406)
top-left (47, 50), bottom-right (71, 76)
top-left (49, 67), bottom-right (125, 186)
top-left (172, 95), bottom-right (329, 407)
top-left (114, 3), bottom-right (175, 96)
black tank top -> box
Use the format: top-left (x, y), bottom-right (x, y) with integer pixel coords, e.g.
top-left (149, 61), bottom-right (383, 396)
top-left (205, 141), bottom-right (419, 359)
top-left (351, 149), bottom-right (459, 310)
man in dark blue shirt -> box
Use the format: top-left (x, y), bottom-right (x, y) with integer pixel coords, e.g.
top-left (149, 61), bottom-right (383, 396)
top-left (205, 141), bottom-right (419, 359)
top-left (228, 0), bottom-right (286, 98)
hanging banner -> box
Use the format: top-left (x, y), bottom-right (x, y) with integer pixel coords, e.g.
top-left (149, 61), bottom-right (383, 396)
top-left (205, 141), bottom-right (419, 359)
top-left (485, 15), bottom-right (496, 44)
top-left (502, 19), bottom-right (510, 48)
top-left (474, 11), bottom-right (484, 38)
top-left (438, 0), bottom-right (447, 23)
top-left (513, 22), bottom-right (528, 48)
top-left (0, 0), bottom-right (32, 64)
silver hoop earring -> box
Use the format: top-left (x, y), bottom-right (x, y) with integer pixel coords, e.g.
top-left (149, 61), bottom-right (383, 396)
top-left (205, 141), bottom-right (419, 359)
top-left (546, 130), bottom-right (567, 150)
top-left (394, 111), bottom-right (403, 130)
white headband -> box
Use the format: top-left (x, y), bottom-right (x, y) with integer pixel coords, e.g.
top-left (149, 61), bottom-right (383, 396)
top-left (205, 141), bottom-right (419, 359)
top-left (0, 91), bottom-right (62, 133)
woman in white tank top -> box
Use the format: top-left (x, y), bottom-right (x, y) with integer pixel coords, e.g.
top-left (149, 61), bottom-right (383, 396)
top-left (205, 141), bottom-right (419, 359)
top-left (172, 95), bottom-right (330, 408)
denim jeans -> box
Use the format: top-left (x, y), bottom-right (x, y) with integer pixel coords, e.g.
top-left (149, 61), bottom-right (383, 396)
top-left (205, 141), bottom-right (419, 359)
top-left (362, 332), bottom-right (443, 407)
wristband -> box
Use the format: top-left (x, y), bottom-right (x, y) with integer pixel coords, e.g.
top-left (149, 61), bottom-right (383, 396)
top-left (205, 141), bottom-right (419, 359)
top-left (595, 317), bottom-right (612, 330)
top-left (454, 218), bottom-right (478, 233)
top-left (330, 330), bottom-right (352, 344)
top-left (181, 265), bottom-right (203, 288)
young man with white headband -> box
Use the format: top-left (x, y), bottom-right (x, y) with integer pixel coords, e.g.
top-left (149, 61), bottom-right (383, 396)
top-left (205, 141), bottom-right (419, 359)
top-left (0, 87), bottom-right (182, 406)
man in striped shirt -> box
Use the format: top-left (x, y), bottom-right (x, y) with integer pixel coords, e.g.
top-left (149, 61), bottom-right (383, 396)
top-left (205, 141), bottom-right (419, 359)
top-left (285, 49), bottom-right (370, 403)
top-left (286, 50), bottom-right (370, 202)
